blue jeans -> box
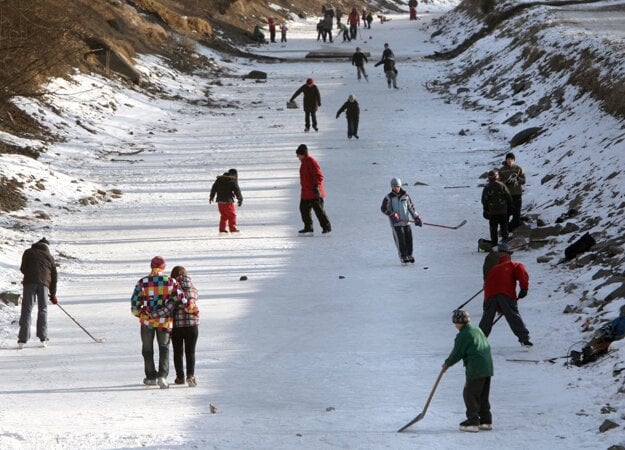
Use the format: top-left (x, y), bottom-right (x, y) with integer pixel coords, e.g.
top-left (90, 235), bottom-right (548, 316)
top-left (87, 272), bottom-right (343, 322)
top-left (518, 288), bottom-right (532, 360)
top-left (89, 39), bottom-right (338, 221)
top-left (141, 327), bottom-right (170, 379)
top-left (18, 283), bottom-right (48, 343)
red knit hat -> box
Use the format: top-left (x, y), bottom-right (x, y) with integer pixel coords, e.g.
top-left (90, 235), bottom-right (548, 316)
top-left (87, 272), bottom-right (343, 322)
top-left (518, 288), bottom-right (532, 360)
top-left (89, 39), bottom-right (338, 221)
top-left (150, 256), bottom-right (166, 269)
top-left (306, 78), bottom-right (313, 85)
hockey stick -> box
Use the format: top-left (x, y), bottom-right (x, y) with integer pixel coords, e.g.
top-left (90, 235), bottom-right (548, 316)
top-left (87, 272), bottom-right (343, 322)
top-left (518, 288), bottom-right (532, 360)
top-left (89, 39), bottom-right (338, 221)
top-left (397, 367), bottom-right (445, 432)
top-left (457, 288), bottom-right (484, 310)
top-left (409, 219), bottom-right (467, 230)
top-left (506, 355), bottom-right (568, 364)
top-left (56, 303), bottom-right (106, 343)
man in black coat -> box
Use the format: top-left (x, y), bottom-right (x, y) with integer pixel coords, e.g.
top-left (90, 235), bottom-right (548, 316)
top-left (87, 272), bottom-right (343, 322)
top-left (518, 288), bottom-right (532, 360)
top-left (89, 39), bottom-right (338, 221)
top-left (481, 170), bottom-right (513, 245)
top-left (336, 95), bottom-right (360, 139)
top-left (352, 47), bottom-right (368, 81)
top-left (289, 79), bottom-right (321, 132)
top-left (18, 238), bottom-right (58, 348)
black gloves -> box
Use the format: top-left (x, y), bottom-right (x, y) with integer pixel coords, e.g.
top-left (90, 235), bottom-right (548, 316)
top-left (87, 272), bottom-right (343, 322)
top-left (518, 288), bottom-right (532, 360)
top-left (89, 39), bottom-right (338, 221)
top-left (482, 210), bottom-right (489, 220)
top-left (413, 217), bottom-right (423, 227)
top-left (518, 289), bottom-right (528, 299)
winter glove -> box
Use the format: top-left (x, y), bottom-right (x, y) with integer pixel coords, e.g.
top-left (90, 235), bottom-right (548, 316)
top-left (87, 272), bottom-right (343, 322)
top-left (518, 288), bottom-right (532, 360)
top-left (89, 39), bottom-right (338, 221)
top-left (49, 295), bottom-right (58, 305)
top-left (314, 186), bottom-right (321, 198)
top-left (336, 114), bottom-right (340, 119)
top-left (442, 363), bottom-right (449, 372)
top-left (209, 198), bottom-right (213, 204)
top-left (518, 289), bottom-right (528, 299)
top-left (390, 213), bottom-right (401, 223)
top-left (482, 210), bottom-right (489, 220)
top-left (413, 216), bottom-right (423, 227)
top-left (238, 199), bottom-right (243, 207)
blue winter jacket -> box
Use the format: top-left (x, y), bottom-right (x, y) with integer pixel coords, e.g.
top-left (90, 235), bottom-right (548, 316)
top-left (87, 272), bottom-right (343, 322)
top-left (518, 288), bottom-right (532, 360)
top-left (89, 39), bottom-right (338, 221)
top-left (381, 189), bottom-right (419, 226)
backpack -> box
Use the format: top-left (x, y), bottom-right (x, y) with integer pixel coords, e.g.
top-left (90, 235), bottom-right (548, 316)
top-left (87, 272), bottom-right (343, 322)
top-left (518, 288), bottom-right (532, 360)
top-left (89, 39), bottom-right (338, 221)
top-left (484, 183), bottom-right (508, 215)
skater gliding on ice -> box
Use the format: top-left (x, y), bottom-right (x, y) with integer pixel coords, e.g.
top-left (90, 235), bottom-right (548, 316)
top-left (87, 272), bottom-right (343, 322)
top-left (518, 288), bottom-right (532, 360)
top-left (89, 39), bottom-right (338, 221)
top-left (209, 168), bottom-right (243, 234)
top-left (375, 51), bottom-right (398, 89)
top-left (352, 47), bottom-right (368, 81)
top-left (289, 79), bottom-right (321, 132)
top-left (380, 178), bottom-right (422, 264)
top-left (17, 237), bottom-right (58, 349)
top-left (296, 144), bottom-right (332, 235)
top-left (443, 309), bottom-right (494, 433)
top-left (336, 94), bottom-right (360, 139)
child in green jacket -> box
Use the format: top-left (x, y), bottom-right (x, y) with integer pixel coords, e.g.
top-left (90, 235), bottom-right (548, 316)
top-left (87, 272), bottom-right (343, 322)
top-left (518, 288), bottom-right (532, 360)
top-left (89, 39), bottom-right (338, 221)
top-left (443, 309), bottom-right (494, 432)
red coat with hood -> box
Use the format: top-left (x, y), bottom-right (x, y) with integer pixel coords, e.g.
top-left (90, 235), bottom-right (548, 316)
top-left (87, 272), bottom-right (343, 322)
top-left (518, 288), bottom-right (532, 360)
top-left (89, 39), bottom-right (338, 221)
top-left (299, 155), bottom-right (326, 200)
top-left (483, 254), bottom-right (529, 301)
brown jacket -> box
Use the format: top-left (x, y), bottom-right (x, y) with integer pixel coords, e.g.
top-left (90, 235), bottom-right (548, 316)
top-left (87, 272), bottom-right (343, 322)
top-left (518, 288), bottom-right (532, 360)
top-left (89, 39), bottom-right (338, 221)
top-left (20, 241), bottom-right (57, 296)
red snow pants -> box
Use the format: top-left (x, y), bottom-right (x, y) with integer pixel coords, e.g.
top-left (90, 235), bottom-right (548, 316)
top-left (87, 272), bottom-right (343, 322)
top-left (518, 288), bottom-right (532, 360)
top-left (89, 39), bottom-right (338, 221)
top-left (218, 202), bottom-right (237, 232)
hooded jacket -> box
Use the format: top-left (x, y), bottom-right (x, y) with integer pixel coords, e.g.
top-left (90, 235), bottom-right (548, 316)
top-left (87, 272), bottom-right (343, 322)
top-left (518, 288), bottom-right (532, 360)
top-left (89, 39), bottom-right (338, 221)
top-left (210, 173), bottom-right (242, 204)
top-left (20, 241), bottom-right (57, 296)
top-left (290, 84), bottom-right (321, 113)
top-left (483, 255), bottom-right (529, 301)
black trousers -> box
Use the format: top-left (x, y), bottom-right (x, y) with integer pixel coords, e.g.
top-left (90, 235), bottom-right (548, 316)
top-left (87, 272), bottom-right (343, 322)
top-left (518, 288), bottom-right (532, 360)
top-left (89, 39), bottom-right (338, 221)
top-left (304, 111), bottom-right (318, 130)
top-left (171, 325), bottom-right (199, 378)
top-left (300, 198), bottom-right (331, 231)
top-left (347, 117), bottom-right (359, 137)
top-left (488, 213), bottom-right (508, 245)
top-left (463, 377), bottom-right (491, 424)
top-left (509, 195), bottom-right (522, 230)
top-left (479, 294), bottom-right (529, 342)
top-left (391, 225), bottom-right (413, 260)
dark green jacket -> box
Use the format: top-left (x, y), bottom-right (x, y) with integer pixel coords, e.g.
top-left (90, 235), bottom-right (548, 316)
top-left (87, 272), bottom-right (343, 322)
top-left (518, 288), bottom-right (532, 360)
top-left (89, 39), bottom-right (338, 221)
top-left (445, 324), bottom-right (493, 380)
top-left (498, 163), bottom-right (525, 196)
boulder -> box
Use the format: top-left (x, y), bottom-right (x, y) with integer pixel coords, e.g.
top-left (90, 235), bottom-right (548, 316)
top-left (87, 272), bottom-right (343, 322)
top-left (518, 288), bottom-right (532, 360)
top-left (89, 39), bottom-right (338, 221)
top-left (509, 127), bottom-right (543, 147)
top-left (599, 419), bottom-right (619, 433)
top-left (0, 291), bottom-right (20, 306)
top-left (244, 70), bottom-right (267, 80)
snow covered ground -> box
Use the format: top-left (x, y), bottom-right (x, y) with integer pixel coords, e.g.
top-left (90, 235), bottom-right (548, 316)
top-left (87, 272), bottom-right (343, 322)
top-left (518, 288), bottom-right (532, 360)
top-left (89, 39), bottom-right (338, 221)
top-left (1, 4), bottom-right (624, 450)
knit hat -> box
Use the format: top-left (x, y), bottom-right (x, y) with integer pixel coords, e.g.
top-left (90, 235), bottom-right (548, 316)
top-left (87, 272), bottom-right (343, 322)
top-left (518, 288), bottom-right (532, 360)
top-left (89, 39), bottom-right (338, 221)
top-left (228, 168), bottom-right (238, 177)
top-left (348, 94), bottom-right (355, 102)
top-left (496, 242), bottom-right (513, 254)
top-left (38, 237), bottom-right (50, 246)
top-left (506, 152), bottom-right (516, 160)
top-left (487, 170), bottom-right (498, 181)
top-left (390, 177), bottom-right (401, 187)
top-left (296, 144), bottom-right (308, 156)
top-left (150, 256), bottom-right (166, 269)
top-left (452, 309), bottom-right (470, 324)
top-left (306, 78), bottom-right (314, 85)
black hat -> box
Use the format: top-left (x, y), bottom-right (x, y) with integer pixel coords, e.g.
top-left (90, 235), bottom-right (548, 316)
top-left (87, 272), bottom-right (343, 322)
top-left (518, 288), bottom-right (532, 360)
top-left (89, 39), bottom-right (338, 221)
top-left (228, 168), bottom-right (238, 177)
top-left (38, 238), bottom-right (50, 246)
top-left (296, 144), bottom-right (308, 156)
top-left (506, 152), bottom-right (516, 160)
top-left (452, 309), bottom-right (470, 324)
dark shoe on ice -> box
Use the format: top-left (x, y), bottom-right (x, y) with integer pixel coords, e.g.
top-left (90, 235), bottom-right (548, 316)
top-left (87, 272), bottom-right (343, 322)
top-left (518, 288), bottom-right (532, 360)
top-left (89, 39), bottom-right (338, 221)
top-left (408, 256), bottom-right (415, 263)
top-left (459, 420), bottom-right (479, 433)
top-left (174, 377), bottom-right (185, 385)
top-left (219, 230), bottom-right (228, 234)
top-left (298, 228), bottom-right (313, 235)
top-left (313, 126), bottom-right (318, 131)
top-left (305, 127), bottom-right (310, 133)
top-left (521, 340), bottom-right (533, 349)
top-left (322, 228), bottom-right (331, 234)
top-left (354, 135), bottom-right (359, 139)
top-left (143, 378), bottom-right (157, 386)
top-left (230, 228), bottom-right (240, 233)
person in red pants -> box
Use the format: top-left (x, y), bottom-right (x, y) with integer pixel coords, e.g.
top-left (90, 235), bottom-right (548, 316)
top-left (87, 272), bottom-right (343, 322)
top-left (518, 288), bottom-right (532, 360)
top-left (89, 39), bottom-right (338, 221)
top-left (209, 169), bottom-right (243, 234)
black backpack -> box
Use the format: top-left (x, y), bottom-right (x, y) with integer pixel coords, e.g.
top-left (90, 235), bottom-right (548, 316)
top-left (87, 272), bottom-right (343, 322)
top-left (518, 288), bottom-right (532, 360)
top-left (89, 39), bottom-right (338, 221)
top-left (484, 183), bottom-right (508, 215)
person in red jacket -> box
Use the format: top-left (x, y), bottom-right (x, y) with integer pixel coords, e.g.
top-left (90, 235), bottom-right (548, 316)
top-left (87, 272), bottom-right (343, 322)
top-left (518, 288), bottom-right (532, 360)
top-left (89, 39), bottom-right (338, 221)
top-left (479, 252), bottom-right (532, 348)
top-left (296, 144), bottom-right (331, 235)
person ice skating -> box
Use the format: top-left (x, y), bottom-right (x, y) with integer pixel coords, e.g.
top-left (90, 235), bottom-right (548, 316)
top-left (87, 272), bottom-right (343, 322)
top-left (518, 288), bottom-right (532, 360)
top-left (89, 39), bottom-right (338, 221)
top-left (409, 0), bottom-right (418, 20)
top-left (253, 25), bottom-right (266, 44)
top-left (296, 144), bottom-right (332, 235)
top-left (381, 42), bottom-right (394, 59)
top-left (337, 21), bottom-right (351, 42)
top-left (380, 178), bottom-right (422, 264)
top-left (130, 256), bottom-right (187, 389)
top-left (362, 9), bottom-right (368, 28)
top-left (209, 168), bottom-right (243, 234)
top-left (374, 55), bottom-right (398, 89)
top-left (479, 248), bottom-right (532, 348)
top-left (352, 47), bottom-right (368, 81)
top-left (280, 22), bottom-right (288, 43)
top-left (289, 78), bottom-right (321, 132)
top-left (443, 309), bottom-right (494, 433)
top-left (366, 12), bottom-right (373, 29)
top-left (336, 94), bottom-right (360, 139)
top-left (153, 266), bottom-right (200, 387)
top-left (347, 7), bottom-right (360, 40)
top-left (17, 238), bottom-right (58, 349)
top-left (481, 169), bottom-right (513, 245)
top-left (498, 152), bottom-right (525, 230)
top-left (482, 242), bottom-right (513, 280)
top-left (267, 17), bottom-right (276, 43)
top-left (571, 304), bottom-right (625, 366)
